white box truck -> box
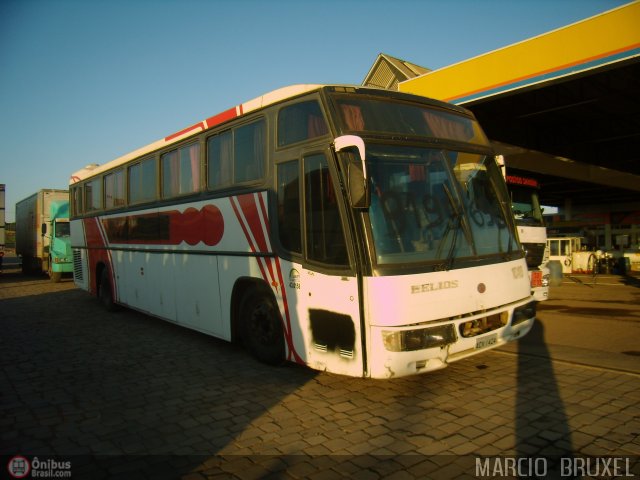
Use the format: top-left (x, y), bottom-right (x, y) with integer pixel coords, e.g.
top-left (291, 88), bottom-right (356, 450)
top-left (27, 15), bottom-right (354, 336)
top-left (15, 189), bottom-right (72, 281)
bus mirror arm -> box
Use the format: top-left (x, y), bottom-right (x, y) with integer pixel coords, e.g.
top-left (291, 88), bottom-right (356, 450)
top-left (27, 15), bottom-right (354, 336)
top-left (334, 135), bottom-right (370, 209)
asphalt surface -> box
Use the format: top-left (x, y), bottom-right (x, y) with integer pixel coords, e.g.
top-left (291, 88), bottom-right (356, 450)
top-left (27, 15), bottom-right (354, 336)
top-left (1, 253), bottom-right (638, 479)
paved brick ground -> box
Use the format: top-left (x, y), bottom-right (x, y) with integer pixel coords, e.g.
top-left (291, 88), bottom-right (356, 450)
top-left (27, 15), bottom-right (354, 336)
top-left (1, 264), bottom-right (639, 479)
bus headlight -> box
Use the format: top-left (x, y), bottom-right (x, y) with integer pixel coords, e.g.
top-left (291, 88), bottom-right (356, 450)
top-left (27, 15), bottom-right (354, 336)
top-left (382, 324), bottom-right (456, 352)
top-left (512, 301), bottom-right (537, 326)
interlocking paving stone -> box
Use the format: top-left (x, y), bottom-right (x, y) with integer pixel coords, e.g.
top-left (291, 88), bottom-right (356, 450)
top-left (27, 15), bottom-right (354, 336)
top-left (2, 270), bottom-right (640, 478)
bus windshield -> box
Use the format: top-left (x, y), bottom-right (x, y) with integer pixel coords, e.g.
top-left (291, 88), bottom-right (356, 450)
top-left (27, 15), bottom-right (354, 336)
top-left (365, 145), bottom-right (518, 267)
top-left (331, 94), bottom-right (490, 147)
top-left (510, 186), bottom-right (545, 227)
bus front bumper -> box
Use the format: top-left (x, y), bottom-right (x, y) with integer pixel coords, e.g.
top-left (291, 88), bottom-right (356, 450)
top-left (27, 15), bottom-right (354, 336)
top-left (367, 300), bottom-right (536, 379)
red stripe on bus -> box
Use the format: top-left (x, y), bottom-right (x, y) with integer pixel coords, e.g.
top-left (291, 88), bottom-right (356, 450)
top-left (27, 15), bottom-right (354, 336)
top-left (229, 195), bottom-right (269, 286)
top-left (231, 193), bottom-right (303, 364)
top-left (236, 193), bottom-right (270, 254)
top-left (83, 217), bottom-right (116, 300)
top-left (236, 193), bottom-right (278, 287)
top-left (274, 258), bottom-right (304, 364)
top-left (257, 191), bottom-right (270, 237)
top-left (254, 192), bottom-right (277, 286)
top-left (205, 107), bottom-right (239, 129)
top-left (164, 122), bottom-right (205, 142)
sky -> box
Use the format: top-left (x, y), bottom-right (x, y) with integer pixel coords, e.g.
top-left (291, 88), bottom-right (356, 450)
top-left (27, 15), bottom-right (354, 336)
top-left (0, 0), bottom-right (630, 222)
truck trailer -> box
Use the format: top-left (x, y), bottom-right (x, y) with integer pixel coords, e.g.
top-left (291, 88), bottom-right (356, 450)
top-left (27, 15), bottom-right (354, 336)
top-left (15, 189), bottom-right (72, 282)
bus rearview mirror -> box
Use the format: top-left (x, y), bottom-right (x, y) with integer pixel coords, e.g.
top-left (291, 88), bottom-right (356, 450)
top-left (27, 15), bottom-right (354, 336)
top-left (348, 161), bottom-right (370, 209)
top-left (334, 135), bottom-right (370, 209)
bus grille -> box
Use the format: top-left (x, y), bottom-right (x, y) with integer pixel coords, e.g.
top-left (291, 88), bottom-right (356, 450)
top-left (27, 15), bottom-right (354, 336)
top-left (73, 249), bottom-right (83, 282)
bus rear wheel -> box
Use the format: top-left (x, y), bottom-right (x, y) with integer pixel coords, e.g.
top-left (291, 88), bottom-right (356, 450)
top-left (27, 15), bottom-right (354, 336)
top-left (240, 287), bottom-right (285, 365)
top-left (98, 268), bottom-right (117, 312)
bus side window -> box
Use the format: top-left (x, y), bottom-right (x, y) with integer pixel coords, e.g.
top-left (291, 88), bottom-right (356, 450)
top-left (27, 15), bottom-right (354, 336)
top-left (71, 186), bottom-right (83, 216)
top-left (162, 143), bottom-right (200, 198)
top-left (235, 120), bottom-right (265, 183)
top-left (129, 156), bottom-right (157, 204)
top-left (104, 169), bottom-right (125, 209)
top-left (276, 160), bottom-right (302, 254)
top-left (85, 178), bottom-right (102, 212)
top-left (278, 101), bottom-right (328, 147)
top-left (207, 130), bottom-right (233, 189)
top-left (304, 153), bottom-right (348, 266)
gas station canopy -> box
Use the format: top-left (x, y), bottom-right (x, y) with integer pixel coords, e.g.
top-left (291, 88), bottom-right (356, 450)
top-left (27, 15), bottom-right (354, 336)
top-left (364, 2), bottom-right (640, 208)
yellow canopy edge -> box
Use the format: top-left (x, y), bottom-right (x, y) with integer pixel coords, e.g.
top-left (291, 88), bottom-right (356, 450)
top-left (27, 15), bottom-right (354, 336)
top-left (399, 2), bottom-right (640, 104)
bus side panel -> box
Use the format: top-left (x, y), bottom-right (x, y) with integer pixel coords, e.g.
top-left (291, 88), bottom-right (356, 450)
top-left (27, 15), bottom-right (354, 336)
top-left (115, 249), bottom-right (153, 313)
top-left (112, 249), bottom-right (129, 305)
top-left (173, 253), bottom-right (222, 335)
top-left (112, 247), bottom-right (222, 336)
top-left (219, 256), bottom-right (364, 377)
top-left (280, 260), bottom-right (363, 377)
top-left (218, 256), bottom-right (271, 343)
top-left (71, 217), bottom-right (112, 296)
top-left (149, 251), bottom-right (178, 322)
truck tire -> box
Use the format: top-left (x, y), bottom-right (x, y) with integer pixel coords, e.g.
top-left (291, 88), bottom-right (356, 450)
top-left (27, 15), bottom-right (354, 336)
top-left (98, 268), bottom-right (117, 312)
top-left (48, 257), bottom-right (62, 283)
top-left (240, 287), bottom-right (285, 365)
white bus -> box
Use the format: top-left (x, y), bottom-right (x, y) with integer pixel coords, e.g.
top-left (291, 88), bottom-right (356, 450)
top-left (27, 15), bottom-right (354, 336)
top-left (502, 169), bottom-right (550, 301)
top-left (70, 85), bottom-right (535, 378)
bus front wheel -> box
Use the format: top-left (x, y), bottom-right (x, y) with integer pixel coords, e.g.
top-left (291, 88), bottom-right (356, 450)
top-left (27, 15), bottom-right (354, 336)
top-left (240, 287), bottom-right (285, 365)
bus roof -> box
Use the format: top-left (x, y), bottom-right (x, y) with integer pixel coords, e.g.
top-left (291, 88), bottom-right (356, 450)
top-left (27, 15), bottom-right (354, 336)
top-left (69, 84), bottom-right (323, 184)
top-left (69, 83), bottom-right (476, 184)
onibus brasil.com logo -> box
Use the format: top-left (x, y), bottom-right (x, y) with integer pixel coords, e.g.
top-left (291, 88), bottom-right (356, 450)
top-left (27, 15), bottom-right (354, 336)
top-left (7, 456), bottom-right (71, 478)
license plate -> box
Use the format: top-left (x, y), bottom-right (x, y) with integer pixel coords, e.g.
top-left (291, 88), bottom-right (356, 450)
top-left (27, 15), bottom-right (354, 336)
top-left (476, 333), bottom-right (497, 349)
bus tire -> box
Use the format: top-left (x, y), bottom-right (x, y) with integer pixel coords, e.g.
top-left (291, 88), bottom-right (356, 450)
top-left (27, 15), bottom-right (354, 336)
top-left (240, 287), bottom-right (285, 366)
top-left (98, 268), bottom-right (117, 312)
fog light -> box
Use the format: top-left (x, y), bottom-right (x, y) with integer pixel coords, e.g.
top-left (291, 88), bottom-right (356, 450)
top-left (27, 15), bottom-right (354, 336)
top-left (382, 324), bottom-right (456, 352)
top-left (512, 301), bottom-right (536, 326)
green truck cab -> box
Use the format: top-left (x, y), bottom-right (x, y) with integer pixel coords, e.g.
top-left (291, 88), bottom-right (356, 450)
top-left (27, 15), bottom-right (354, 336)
top-left (16, 190), bottom-right (73, 282)
top-left (43, 200), bottom-right (73, 282)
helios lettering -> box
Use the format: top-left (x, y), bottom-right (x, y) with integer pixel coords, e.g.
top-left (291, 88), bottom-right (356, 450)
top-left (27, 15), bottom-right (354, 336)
top-left (411, 280), bottom-right (459, 294)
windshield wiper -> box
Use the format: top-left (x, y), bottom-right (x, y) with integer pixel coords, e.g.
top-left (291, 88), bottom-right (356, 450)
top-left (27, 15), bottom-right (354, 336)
top-left (444, 212), bottom-right (462, 271)
top-left (436, 184), bottom-right (475, 271)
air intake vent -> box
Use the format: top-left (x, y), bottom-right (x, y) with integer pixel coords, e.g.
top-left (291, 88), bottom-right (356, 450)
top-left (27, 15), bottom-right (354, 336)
top-left (73, 249), bottom-right (83, 282)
